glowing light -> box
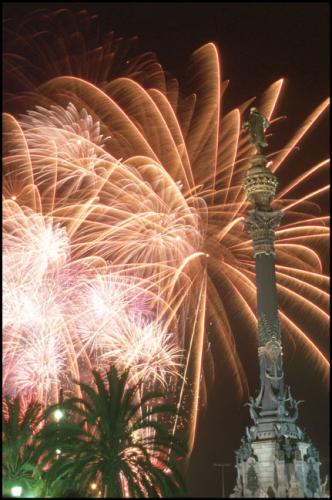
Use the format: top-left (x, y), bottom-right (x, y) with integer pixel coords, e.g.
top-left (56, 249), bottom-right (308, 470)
top-left (11, 486), bottom-right (23, 497)
top-left (53, 409), bottom-right (64, 422)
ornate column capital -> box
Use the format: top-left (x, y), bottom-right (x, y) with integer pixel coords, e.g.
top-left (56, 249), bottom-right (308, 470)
top-left (243, 157), bottom-right (278, 211)
top-left (244, 209), bottom-right (283, 256)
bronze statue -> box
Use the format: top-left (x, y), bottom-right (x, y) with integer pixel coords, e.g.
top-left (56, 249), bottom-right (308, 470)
top-left (243, 107), bottom-right (270, 154)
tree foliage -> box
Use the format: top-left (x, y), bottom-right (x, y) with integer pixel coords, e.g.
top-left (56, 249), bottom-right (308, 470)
top-left (2, 396), bottom-right (45, 497)
top-left (34, 367), bottom-right (187, 497)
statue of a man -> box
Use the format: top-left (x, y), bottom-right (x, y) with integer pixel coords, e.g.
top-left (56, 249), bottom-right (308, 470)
top-left (243, 107), bottom-right (270, 154)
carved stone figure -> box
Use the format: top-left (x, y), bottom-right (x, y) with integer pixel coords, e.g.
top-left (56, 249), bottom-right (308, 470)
top-left (243, 107), bottom-right (270, 153)
top-left (258, 486), bottom-right (269, 497)
top-left (245, 396), bottom-right (260, 424)
top-left (295, 426), bottom-right (304, 441)
top-left (318, 475), bottom-right (329, 497)
top-left (288, 396), bottom-right (305, 422)
top-left (274, 424), bottom-right (283, 441)
top-left (246, 425), bottom-right (258, 442)
top-left (230, 484), bottom-right (242, 498)
top-left (283, 437), bottom-right (294, 461)
top-left (308, 443), bottom-right (320, 462)
top-left (306, 464), bottom-right (319, 496)
top-left (288, 474), bottom-right (304, 498)
top-left (259, 336), bottom-right (284, 389)
top-left (276, 397), bottom-right (287, 419)
top-left (240, 437), bottom-right (253, 461)
top-left (247, 463), bottom-right (259, 495)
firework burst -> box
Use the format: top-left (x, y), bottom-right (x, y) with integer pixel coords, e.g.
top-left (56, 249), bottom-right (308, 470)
top-left (100, 317), bottom-right (183, 386)
top-left (3, 9), bottom-right (329, 458)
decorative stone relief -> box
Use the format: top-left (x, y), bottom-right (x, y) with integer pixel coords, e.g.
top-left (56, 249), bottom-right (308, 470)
top-left (258, 314), bottom-right (281, 346)
top-left (244, 209), bottom-right (283, 256)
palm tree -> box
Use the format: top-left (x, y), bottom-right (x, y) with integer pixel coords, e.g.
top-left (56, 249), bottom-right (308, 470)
top-left (35, 366), bottom-right (187, 498)
top-left (2, 395), bottom-right (45, 497)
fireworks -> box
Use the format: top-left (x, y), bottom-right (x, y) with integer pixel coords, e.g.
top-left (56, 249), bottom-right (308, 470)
top-left (3, 207), bottom-right (69, 402)
top-left (3, 202), bottom-right (181, 401)
top-left (19, 103), bottom-right (110, 171)
top-left (3, 9), bottom-right (329, 458)
top-left (100, 317), bottom-right (183, 386)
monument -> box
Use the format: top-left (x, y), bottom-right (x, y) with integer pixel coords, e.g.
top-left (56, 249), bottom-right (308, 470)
top-left (230, 108), bottom-right (329, 498)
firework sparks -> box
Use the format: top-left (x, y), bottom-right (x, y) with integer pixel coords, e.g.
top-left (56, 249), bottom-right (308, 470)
top-left (72, 272), bottom-right (154, 362)
top-left (100, 317), bottom-right (183, 386)
top-left (3, 9), bottom-right (329, 460)
top-left (19, 103), bottom-right (111, 171)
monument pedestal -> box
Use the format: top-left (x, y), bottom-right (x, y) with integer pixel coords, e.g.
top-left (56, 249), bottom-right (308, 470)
top-left (231, 425), bottom-right (327, 498)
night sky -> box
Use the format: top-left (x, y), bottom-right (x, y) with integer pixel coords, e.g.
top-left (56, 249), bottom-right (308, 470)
top-left (3, 2), bottom-right (330, 497)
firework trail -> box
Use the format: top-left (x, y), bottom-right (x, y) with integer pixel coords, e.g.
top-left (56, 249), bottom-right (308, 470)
top-left (3, 9), bottom-right (329, 458)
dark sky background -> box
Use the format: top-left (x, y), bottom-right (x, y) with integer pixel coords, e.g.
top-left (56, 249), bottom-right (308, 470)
top-left (3, 2), bottom-right (330, 497)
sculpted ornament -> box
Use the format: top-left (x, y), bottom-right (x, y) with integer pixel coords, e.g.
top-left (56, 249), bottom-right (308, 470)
top-left (258, 314), bottom-right (281, 346)
top-left (230, 483), bottom-right (242, 498)
top-left (258, 487), bottom-right (269, 497)
top-left (245, 396), bottom-right (261, 424)
top-left (244, 209), bottom-right (283, 256)
top-left (240, 437), bottom-right (254, 461)
top-left (259, 336), bottom-right (283, 384)
top-left (246, 425), bottom-right (258, 442)
top-left (288, 394), bottom-right (305, 422)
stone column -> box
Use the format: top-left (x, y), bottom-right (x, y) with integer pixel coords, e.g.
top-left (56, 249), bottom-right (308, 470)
top-left (243, 154), bottom-right (285, 414)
